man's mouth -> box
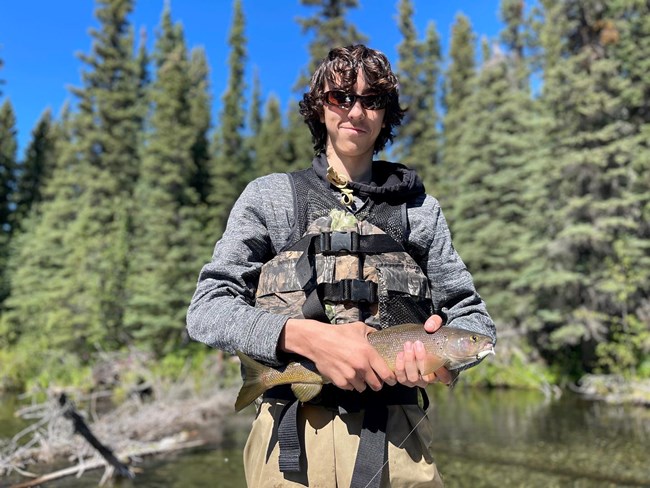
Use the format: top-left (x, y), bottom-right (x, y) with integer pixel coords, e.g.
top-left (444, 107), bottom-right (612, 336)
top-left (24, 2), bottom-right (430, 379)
top-left (341, 126), bottom-right (366, 133)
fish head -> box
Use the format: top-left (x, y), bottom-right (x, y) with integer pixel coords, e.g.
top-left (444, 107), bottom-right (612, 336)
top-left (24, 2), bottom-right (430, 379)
top-left (442, 329), bottom-right (495, 370)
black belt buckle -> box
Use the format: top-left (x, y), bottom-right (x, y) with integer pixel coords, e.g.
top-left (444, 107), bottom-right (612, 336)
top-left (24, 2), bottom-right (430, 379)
top-left (323, 231), bottom-right (359, 254)
top-left (342, 279), bottom-right (377, 303)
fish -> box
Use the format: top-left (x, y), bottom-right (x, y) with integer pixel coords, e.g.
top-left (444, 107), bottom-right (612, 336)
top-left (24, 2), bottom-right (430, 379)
top-left (234, 323), bottom-right (495, 411)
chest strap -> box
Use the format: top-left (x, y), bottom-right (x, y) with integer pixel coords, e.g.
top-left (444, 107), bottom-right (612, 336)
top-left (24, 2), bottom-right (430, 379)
top-left (292, 232), bottom-right (404, 323)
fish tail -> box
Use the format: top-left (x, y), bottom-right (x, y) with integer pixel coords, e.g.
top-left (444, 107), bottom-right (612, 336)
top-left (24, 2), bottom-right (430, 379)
top-left (235, 351), bottom-right (272, 412)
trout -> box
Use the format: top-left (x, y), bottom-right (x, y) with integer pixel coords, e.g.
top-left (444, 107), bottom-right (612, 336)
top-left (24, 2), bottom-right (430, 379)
top-left (234, 323), bottom-right (495, 411)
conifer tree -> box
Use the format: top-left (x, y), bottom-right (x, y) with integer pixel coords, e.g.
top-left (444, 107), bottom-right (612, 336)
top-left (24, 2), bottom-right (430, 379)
top-left (246, 70), bottom-right (263, 179)
top-left (295, 0), bottom-right (368, 91)
top-left (286, 99), bottom-right (315, 168)
top-left (187, 47), bottom-right (212, 207)
top-left (124, 6), bottom-right (206, 353)
top-left (394, 0), bottom-right (441, 190)
top-left (533, 0), bottom-right (650, 376)
top-left (440, 14), bottom-right (476, 206)
top-left (12, 109), bottom-right (57, 228)
top-left (2, 0), bottom-right (144, 362)
top-left (0, 101), bottom-right (16, 235)
top-left (450, 43), bottom-right (546, 336)
top-left (288, 0), bottom-right (368, 163)
top-left (0, 100), bottom-right (17, 305)
top-left (254, 95), bottom-right (292, 175)
top-left (248, 70), bottom-right (263, 144)
top-left (209, 0), bottom-right (249, 237)
top-left (0, 110), bottom-right (85, 360)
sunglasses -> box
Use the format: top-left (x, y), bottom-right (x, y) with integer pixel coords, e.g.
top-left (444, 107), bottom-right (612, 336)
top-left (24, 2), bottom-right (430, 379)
top-left (322, 90), bottom-right (388, 110)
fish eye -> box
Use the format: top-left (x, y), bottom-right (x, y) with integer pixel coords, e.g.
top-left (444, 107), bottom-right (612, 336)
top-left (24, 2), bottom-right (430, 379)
top-left (471, 335), bottom-right (477, 342)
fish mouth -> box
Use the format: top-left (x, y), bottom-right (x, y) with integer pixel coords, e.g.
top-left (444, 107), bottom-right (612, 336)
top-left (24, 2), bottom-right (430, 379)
top-left (476, 345), bottom-right (495, 360)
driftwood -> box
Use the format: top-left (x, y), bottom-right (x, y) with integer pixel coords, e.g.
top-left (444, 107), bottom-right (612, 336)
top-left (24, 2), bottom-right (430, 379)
top-left (1, 354), bottom-right (237, 486)
top-left (57, 392), bottom-right (134, 480)
top-left (8, 434), bottom-right (206, 488)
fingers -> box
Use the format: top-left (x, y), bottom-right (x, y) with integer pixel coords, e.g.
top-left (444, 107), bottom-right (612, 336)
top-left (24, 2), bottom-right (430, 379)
top-left (368, 353), bottom-right (396, 388)
top-left (424, 314), bottom-right (443, 333)
top-left (395, 342), bottom-right (429, 387)
top-left (433, 366), bottom-right (454, 386)
top-left (395, 340), bottom-right (445, 388)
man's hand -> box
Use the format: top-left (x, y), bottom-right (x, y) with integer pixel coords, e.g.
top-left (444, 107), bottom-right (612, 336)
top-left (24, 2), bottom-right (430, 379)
top-left (394, 315), bottom-right (454, 388)
top-left (279, 319), bottom-right (396, 393)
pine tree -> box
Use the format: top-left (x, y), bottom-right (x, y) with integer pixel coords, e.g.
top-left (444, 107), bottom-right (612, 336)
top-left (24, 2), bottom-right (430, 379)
top-left (246, 69), bottom-right (263, 180)
top-left (286, 99), bottom-right (315, 168)
top-left (0, 101), bottom-right (16, 235)
top-left (0, 112), bottom-right (85, 355)
top-left (533, 0), bottom-right (650, 377)
top-left (254, 95), bottom-right (292, 175)
top-left (248, 70), bottom-right (263, 145)
top-left (394, 0), bottom-right (441, 190)
top-left (440, 14), bottom-right (477, 206)
top-left (295, 0), bottom-right (368, 91)
top-left (209, 0), bottom-right (249, 236)
top-left (1, 0), bottom-right (144, 363)
top-left (0, 100), bottom-right (17, 305)
top-left (288, 0), bottom-right (368, 162)
top-left (12, 109), bottom-right (57, 228)
top-left (450, 31), bottom-right (547, 338)
top-left (187, 47), bottom-right (212, 207)
top-left (124, 5), bottom-right (207, 353)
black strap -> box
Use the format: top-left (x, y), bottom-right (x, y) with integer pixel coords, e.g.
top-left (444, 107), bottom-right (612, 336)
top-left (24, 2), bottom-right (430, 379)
top-left (350, 404), bottom-right (389, 488)
top-left (269, 384), bottom-right (428, 483)
top-left (277, 399), bottom-right (301, 473)
top-left (290, 231), bottom-right (404, 255)
top-left (321, 279), bottom-right (378, 303)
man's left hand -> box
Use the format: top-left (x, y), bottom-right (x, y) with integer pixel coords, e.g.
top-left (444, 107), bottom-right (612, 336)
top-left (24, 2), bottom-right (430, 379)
top-left (394, 315), bottom-right (454, 388)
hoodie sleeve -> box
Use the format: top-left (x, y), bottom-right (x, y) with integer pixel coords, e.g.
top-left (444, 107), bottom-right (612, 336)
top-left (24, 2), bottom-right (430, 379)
top-left (407, 195), bottom-right (497, 347)
top-left (186, 174), bottom-right (294, 365)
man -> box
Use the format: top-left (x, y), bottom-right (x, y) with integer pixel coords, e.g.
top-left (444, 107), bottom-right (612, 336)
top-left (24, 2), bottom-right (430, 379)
top-left (187, 44), bottom-right (496, 487)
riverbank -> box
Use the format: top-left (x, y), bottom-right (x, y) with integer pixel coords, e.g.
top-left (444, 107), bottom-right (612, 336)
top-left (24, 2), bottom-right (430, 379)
top-left (1, 378), bottom-right (238, 486)
top-left (571, 374), bottom-right (650, 406)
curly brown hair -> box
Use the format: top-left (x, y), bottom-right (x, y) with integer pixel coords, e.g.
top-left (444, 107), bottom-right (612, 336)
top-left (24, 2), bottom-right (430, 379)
top-left (299, 44), bottom-right (405, 155)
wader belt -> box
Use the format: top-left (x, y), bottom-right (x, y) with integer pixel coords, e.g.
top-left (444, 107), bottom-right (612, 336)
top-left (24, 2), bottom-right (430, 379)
top-left (265, 384), bottom-right (429, 488)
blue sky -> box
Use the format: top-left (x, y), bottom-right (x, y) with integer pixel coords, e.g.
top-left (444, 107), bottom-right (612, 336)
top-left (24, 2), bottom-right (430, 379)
top-left (0, 1), bottom-right (504, 154)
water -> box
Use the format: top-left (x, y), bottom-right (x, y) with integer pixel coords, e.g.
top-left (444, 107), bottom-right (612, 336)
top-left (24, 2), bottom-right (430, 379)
top-left (2, 388), bottom-right (649, 487)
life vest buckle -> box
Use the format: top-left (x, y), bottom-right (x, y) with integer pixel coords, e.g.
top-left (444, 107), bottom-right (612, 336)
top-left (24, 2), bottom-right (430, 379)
top-left (320, 231), bottom-right (360, 254)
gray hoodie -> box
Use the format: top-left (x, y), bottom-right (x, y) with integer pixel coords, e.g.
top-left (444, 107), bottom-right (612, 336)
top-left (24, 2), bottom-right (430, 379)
top-left (186, 161), bottom-right (496, 367)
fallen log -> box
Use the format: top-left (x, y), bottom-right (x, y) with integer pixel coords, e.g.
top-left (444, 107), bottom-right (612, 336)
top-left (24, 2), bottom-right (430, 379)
top-left (58, 392), bottom-right (134, 480)
top-left (7, 437), bottom-right (206, 488)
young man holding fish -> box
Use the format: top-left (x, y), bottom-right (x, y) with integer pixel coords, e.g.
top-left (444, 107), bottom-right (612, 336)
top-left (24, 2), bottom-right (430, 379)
top-left (187, 45), bottom-right (496, 487)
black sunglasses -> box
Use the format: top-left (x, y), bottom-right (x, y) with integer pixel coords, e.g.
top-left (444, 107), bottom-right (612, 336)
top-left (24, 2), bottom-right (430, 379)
top-left (323, 90), bottom-right (388, 110)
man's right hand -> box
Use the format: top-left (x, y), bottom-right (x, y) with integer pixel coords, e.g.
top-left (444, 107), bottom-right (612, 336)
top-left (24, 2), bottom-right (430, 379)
top-left (279, 319), bottom-right (396, 393)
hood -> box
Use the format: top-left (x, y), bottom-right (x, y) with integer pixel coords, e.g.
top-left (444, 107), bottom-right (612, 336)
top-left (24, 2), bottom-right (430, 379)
top-left (312, 153), bottom-right (425, 201)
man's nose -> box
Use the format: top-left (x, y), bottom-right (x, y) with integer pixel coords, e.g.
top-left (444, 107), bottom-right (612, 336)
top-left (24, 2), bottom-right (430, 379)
top-left (347, 99), bottom-right (366, 118)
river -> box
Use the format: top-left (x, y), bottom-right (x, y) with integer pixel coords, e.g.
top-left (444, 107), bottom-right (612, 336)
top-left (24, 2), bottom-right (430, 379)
top-left (2, 388), bottom-right (649, 487)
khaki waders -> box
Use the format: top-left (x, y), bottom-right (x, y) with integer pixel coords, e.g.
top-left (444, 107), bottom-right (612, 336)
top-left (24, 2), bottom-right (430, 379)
top-left (243, 399), bottom-right (444, 488)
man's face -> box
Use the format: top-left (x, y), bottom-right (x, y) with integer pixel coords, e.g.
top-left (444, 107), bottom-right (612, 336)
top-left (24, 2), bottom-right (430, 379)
top-left (320, 71), bottom-right (386, 164)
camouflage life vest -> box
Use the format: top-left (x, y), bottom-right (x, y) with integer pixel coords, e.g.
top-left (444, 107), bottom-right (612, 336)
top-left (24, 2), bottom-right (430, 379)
top-left (255, 165), bottom-right (432, 328)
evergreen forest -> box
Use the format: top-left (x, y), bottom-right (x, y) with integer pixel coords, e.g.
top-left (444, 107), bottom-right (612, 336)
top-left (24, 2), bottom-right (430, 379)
top-left (0, 0), bottom-right (648, 395)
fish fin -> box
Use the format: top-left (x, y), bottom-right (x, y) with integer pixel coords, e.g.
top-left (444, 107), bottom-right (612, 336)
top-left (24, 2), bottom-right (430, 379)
top-left (235, 351), bottom-right (271, 412)
top-left (291, 383), bottom-right (322, 403)
top-left (420, 354), bottom-right (447, 376)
